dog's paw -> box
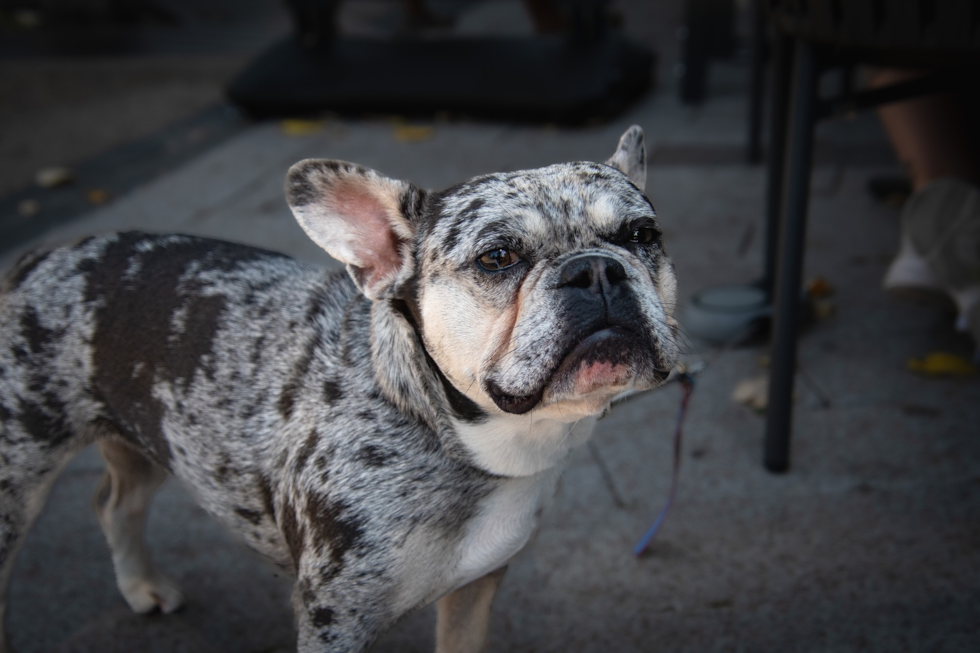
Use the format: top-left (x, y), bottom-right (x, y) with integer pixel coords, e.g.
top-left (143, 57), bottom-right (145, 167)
top-left (119, 573), bottom-right (186, 614)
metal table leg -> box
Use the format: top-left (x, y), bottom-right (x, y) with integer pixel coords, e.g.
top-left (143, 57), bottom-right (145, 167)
top-left (762, 32), bottom-right (794, 299)
top-left (764, 39), bottom-right (818, 473)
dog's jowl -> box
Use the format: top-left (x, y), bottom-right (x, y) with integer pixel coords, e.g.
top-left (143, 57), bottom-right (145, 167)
top-left (0, 126), bottom-right (678, 653)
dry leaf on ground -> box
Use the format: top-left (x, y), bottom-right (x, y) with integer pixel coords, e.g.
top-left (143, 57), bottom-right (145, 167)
top-left (806, 277), bottom-right (834, 299)
top-left (393, 125), bottom-right (434, 143)
top-left (281, 119), bottom-right (325, 136)
top-left (87, 189), bottom-right (109, 205)
top-left (907, 352), bottom-right (978, 377)
top-left (17, 199), bottom-right (40, 217)
top-left (35, 166), bottom-right (74, 188)
top-left (732, 375), bottom-right (769, 411)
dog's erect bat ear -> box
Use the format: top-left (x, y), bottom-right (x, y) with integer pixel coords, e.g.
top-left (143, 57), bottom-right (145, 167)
top-left (285, 159), bottom-right (426, 300)
top-left (605, 125), bottom-right (646, 192)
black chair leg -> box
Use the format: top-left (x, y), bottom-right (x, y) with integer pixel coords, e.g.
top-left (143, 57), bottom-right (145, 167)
top-left (746, 0), bottom-right (767, 163)
top-left (764, 39), bottom-right (818, 473)
top-left (761, 32), bottom-right (794, 298)
top-left (679, 0), bottom-right (711, 104)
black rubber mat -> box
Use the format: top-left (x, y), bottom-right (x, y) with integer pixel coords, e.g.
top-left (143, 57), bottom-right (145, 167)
top-left (227, 34), bottom-right (655, 123)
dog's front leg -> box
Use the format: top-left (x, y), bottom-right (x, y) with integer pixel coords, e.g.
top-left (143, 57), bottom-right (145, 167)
top-left (435, 567), bottom-right (507, 653)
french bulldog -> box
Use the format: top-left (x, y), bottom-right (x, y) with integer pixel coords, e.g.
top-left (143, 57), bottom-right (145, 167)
top-left (0, 125), bottom-right (678, 652)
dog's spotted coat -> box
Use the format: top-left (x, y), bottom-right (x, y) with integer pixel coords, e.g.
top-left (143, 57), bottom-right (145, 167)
top-left (0, 126), bottom-right (678, 652)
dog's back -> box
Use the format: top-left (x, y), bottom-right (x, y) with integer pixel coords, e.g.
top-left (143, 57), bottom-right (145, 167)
top-left (1, 231), bottom-right (335, 457)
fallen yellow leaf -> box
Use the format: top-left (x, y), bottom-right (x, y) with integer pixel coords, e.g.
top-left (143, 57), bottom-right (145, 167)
top-left (281, 119), bottom-right (325, 136)
top-left (87, 188), bottom-right (109, 205)
top-left (806, 276), bottom-right (834, 299)
top-left (35, 166), bottom-right (74, 188)
top-left (18, 199), bottom-right (40, 217)
top-left (393, 125), bottom-right (434, 143)
top-left (907, 352), bottom-right (978, 377)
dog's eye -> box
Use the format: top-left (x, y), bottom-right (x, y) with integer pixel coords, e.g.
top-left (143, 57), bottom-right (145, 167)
top-left (477, 248), bottom-right (521, 272)
top-left (620, 220), bottom-right (661, 245)
top-left (630, 227), bottom-right (657, 244)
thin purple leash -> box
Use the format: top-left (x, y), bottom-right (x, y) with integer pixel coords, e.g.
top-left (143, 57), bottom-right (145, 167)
top-left (633, 371), bottom-right (695, 557)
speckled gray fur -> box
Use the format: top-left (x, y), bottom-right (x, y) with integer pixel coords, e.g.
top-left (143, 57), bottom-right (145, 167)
top-left (0, 126), bottom-right (678, 652)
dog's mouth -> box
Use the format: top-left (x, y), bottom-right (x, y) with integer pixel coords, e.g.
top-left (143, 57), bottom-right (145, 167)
top-left (485, 383), bottom-right (544, 415)
top-left (551, 326), bottom-right (636, 388)
top-left (486, 326), bottom-right (664, 415)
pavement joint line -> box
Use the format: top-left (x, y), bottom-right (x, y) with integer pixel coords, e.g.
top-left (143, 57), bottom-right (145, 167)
top-left (173, 131), bottom-right (338, 232)
top-left (587, 440), bottom-right (627, 509)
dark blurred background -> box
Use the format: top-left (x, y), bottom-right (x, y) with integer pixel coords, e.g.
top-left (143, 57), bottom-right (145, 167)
top-left (0, 0), bottom-right (681, 198)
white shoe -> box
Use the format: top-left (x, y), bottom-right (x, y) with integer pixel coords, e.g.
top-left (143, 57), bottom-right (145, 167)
top-left (884, 233), bottom-right (943, 290)
top-left (886, 178), bottom-right (980, 350)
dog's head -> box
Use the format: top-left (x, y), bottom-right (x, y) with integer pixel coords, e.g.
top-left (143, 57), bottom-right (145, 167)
top-left (286, 126), bottom-right (678, 424)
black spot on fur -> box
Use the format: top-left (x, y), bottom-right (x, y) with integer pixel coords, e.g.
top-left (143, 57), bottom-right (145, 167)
top-left (310, 606), bottom-right (335, 629)
top-left (305, 495), bottom-right (364, 580)
top-left (445, 196), bottom-right (487, 251)
top-left (279, 292), bottom-right (327, 420)
top-left (251, 334), bottom-right (266, 366)
top-left (286, 169), bottom-right (320, 207)
top-left (84, 233), bottom-right (284, 467)
top-left (19, 307), bottom-right (57, 356)
top-left (235, 507), bottom-right (263, 525)
top-left (287, 160), bottom-right (364, 208)
top-left (278, 388), bottom-right (296, 421)
top-left (463, 197), bottom-right (485, 221)
top-left (357, 445), bottom-right (394, 467)
top-left (18, 394), bottom-right (71, 447)
top-left (305, 287), bottom-right (329, 323)
top-left (298, 577), bottom-right (316, 606)
top-left (281, 502), bottom-right (306, 571)
top-left (6, 249), bottom-right (51, 290)
top-left (11, 345), bottom-right (28, 364)
top-left (166, 293), bottom-right (227, 385)
top-left (338, 300), bottom-right (372, 369)
top-left (257, 475), bottom-right (276, 521)
top-left (322, 380), bottom-right (343, 404)
top-left (399, 184), bottom-right (428, 225)
top-left (294, 430), bottom-right (319, 473)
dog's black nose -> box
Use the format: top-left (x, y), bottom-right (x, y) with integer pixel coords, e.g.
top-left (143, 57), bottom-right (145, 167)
top-left (558, 255), bottom-right (628, 295)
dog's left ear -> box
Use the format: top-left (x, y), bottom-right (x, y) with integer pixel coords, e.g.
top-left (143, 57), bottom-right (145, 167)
top-left (605, 125), bottom-right (646, 192)
top-left (285, 159), bottom-right (426, 300)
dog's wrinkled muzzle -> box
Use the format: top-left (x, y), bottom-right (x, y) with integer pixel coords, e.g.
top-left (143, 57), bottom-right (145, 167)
top-left (485, 255), bottom-right (670, 415)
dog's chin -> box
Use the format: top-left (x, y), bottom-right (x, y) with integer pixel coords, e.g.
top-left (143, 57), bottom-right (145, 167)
top-left (486, 327), bottom-right (670, 417)
top-left (485, 383), bottom-right (543, 415)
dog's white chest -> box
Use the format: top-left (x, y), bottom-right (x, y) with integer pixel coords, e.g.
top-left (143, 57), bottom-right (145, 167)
top-left (450, 467), bottom-right (563, 590)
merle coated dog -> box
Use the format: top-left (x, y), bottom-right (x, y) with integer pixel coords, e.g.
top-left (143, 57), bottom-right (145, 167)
top-left (0, 126), bottom-right (678, 652)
